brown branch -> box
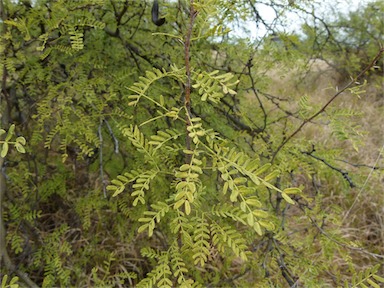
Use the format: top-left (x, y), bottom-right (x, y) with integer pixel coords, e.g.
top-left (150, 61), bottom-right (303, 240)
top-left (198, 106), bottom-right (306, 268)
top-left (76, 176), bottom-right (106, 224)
top-left (184, 0), bottom-right (197, 165)
top-left (271, 47), bottom-right (384, 162)
top-left (272, 238), bottom-right (298, 287)
top-left (0, 4), bottom-right (39, 285)
top-left (247, 64), bottom-right (267, 131)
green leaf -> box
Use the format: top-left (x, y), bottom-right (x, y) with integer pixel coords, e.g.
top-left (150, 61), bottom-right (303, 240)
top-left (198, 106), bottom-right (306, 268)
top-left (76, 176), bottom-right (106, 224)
top-left (248, 174), bottom-right (261, 185)
top-left (174, 199), bottom-right (185, 210)
top-left (1, 275), bottom-right (7, 288)
top-left (240, 201), bottom-right (246, 212)
top-left (283, 187), bottom-right (301, 194)
top-left (179, 164), bottom-right (190, 171)
top-left (184, 200), bottom-right (191, 215)
top-left (247, 213), bottom-right (254, 226)
top-left (15, 143), bottom-right (26, 153)
top-left (185, 191), bottom-right (194, 202)
top-left (373, 274), bottom-right (384, 282)
top-left (16, 136), bottom-right (26, 145)
top-left (222, 181), bottom-right (228, 195)
top-left (367, 279), bottom-right (380, 288)
top-left (5, 124), bottom-right (15, 141)
top-left (190, 165), bottom-right (203, 174)
top-left (137, 224), bottom-right (148, 234)
top-left (253, 222), bottom-right (262, 236)
top-left (111, 179), bottom-right (124, 186)
top-left (264, 169), bottom-right (280, 182)
top-left (252, 210), bottom-right (269, 218)
top-left (281, 192), bottom-right (295, 205)
top-left (117, 175), bottom-right (129, 182)
top-left (176, 181), bottom-right (188, 191)
top-left (133, 196), bottom-right (145, 206)
top-left (245, 198), bottom-right (262, 207)
top-left (175, 171), bottom-right (189, 178)
top-left (230, 189), bottom-right (238, 202)
top-left (138, 218), bottom-right (153, 223)
top-left (259, 220), bottom-right (275, 231)
top-left (253, 163), bottom-right (271, 176)
top-left (1, 143), bottom-right (9, 158)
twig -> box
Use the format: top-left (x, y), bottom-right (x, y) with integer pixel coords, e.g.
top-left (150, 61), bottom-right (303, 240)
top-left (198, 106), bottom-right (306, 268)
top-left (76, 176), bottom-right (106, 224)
top-left (335, 158), bottom-right (383, 170)
top-left (272, 238), bottom-right (297, 287)
top-left (271, 48), bottom-right (384, 162)
top-left (104, 119), bottom-right (119, 154)
top-left (302, 147), bottom-right (355, 188)
top-left (342, 143), bottom-right (384, 223)
top-left (98, 119), bottom-right (106, 198)
top-left (300, 204), bottom-right (384, 260)
top-left (247, 64), bottom-right (267, 131)
top-left (184, 0), bottom-right (197, 164)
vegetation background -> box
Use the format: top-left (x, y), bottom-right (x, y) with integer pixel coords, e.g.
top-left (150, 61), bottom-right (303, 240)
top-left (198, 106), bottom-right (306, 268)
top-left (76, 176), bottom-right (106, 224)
top-left (0, 0), bottom-right (383, 287)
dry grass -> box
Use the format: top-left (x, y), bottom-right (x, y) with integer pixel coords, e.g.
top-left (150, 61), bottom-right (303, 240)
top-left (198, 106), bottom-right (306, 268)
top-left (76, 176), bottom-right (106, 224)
top-left (241, 59), bottom-right (384, 279)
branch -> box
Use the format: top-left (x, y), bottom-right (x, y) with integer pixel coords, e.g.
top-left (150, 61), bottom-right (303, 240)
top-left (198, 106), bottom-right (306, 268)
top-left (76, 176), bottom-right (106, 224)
top-left (247, 64), bottom-right (267, 131)
top-left (343, 143), bottom-right (384, 223)
top-left (98, 119), bottom-right (106, 198)
top-left (104, 28), bottom-right (162, 70)
top-left (272, 238), bottom-right (298, 287)
top-left (302, 146), bottom-right (355, 188)
top-left (335, 158), bottom-right (383, 170)
top-left (271, 47), bottom-right (384, 162)
top-left (184, 0), bottom-right (197, 164)
top-left (300, 204), bottom-right (384, 260)
top-left (104, 119), bottom-right (119, 154)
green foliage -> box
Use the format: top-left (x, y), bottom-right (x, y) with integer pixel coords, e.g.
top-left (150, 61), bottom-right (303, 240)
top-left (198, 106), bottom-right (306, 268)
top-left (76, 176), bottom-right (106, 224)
top-left (192, 70), bottom-right (238, 102)
top-left (31, 225), bottom-right (72, 287)
top-left (1, 275), bottom-right (19, 288)
top-left (0, 124), bottom-right (26, 157)
top-left (347, 264), bottom-right (384, 288)
top-left (1, 0), bottom-right (383, 287)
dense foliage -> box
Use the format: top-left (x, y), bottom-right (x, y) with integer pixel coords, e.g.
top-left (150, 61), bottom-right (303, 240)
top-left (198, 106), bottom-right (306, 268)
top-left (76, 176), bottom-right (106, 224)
top-left (1, 0), bottom-right (383, 287)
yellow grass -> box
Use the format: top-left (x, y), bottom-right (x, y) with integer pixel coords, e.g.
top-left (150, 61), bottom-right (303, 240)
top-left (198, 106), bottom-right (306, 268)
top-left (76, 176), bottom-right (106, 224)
top-left (241, 59), bottom-right (384, 275)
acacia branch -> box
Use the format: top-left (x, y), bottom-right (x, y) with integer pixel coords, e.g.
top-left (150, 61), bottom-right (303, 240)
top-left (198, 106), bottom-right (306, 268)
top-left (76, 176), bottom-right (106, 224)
top-left (247, 64), bottom-right (267, 131)
top-left (302, 146), bottom-right (355, 188)
top-left (271, 47), bottom-right (384, 162)
top-left (98, 119), bottom-right (106, 198)
top-left (184, 0), bottom-right (197, 164)
top-left (0, 4), bottom-right (39, 284)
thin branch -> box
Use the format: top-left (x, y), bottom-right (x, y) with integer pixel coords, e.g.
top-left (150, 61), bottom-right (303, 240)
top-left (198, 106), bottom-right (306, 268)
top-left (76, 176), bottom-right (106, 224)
top-left (184, 0), bottom-right (197, 164)
top-left (335, 158), bottom-right (383, 170)
top-left (98, 119), bottom-right (106, 198)
top-left (272, 238), bottom-right (297, 287)
top-left (271, 47), bottom-right (384, 162)
top-left (0, 4), bottom-right (39, 285)
top-left (104, 119), bottom-right (119, 154)
top-left (302, 147), bottom-right (355, 188)
top-left (247, 64), bottom-right (267, 131)
top-left (342, 143), bottom-right (384, 223)
top-left (301, 204), bottom-right (384, 260)
top-left (104, 28), bottom-right (162, 70)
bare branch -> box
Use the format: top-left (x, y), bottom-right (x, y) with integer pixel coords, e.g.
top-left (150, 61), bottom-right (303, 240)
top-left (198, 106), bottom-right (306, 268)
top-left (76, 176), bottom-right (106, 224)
top-left (271, 47), bottom-right (384, 162)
